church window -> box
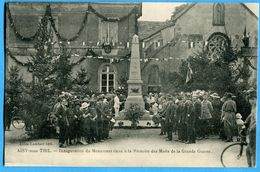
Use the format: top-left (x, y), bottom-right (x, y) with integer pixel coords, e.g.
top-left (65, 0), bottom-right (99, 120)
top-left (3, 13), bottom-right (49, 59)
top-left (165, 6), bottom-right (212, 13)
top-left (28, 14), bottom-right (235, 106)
top-left (213, 3), bottom-right (225, 26)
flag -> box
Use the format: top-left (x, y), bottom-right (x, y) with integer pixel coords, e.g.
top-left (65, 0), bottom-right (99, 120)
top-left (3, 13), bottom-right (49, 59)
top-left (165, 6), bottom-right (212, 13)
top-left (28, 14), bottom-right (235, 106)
top-left (243, 26), bottom-right (247, 37)
top-left (185, 62), bottom-right (193, 84)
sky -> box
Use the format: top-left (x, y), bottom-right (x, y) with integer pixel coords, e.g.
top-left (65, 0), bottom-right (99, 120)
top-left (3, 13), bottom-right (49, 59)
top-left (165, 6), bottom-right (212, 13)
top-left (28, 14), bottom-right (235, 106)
top-left (139, 2), bottom-right (259, 21)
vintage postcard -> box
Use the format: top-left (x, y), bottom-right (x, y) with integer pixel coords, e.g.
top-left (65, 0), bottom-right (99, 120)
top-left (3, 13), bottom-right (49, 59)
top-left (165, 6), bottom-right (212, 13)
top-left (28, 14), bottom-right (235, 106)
top-left (4, 1), bottom-right (258, 167)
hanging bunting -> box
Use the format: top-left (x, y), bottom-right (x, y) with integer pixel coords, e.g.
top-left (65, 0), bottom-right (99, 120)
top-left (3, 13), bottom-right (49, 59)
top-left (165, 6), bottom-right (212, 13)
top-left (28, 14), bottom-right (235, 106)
top-left (7, 3), bottom-right (49, 41)
top-left (88, 5), bottom-right (137, 22)
top-left (8, 3), bottom-right (138, 43)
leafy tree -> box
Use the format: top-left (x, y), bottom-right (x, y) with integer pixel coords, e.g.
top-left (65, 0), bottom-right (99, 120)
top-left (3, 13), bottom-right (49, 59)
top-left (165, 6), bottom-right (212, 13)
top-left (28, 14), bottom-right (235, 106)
top-left (164, 47), bottom-right (252, 95)
top-left (5, 65), bottom-right (23, 114)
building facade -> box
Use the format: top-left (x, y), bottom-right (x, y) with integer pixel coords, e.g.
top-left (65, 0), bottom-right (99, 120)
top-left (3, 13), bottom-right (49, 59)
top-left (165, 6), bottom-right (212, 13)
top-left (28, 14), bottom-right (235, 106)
top-left (5, 2), bottom-right (258, 94)
top-left (6, 2), bottom-right (141, 93)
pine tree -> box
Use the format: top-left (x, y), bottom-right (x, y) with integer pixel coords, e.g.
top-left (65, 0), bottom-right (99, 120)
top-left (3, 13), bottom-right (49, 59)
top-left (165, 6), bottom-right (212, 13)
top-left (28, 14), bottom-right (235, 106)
top-left (26, 12), bottom-right (54, 137)
top-left (53, 42), bottom-right (72, 92)
top-left (30, 12), bottom-right (54, 102)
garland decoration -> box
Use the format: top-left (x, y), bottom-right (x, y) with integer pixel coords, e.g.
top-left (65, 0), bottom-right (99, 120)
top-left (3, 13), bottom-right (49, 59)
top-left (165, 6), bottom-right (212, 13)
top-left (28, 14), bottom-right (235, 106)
top-left (47, 5), bottom-right (89, 42)
top-left (8, 3), bottom-right (138, 42)
top-left (88, 5), bottom-right (137, 22)
top-left (6, 3), bottom-right (49, 41)
top-left (6, 48), bottom-right (31, 66)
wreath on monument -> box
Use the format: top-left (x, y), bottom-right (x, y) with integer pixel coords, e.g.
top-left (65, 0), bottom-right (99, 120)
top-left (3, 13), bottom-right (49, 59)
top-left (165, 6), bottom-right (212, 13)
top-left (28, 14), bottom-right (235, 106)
top-left (125, 103), bottom-right (144, 129)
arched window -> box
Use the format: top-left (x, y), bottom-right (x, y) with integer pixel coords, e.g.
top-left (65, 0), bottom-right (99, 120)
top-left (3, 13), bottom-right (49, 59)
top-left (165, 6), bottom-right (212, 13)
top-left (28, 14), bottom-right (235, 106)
top-left (213, 3), bottom-right (225, 26)
top-left (99, 64), bottom-right (116, 92)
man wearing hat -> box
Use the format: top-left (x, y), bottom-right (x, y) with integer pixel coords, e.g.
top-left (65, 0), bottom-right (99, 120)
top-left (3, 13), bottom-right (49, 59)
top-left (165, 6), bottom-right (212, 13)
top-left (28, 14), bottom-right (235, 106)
top-left (210, 93), bottom-right (222, 135)
top-left (221, 93), bottom-right (237, 142)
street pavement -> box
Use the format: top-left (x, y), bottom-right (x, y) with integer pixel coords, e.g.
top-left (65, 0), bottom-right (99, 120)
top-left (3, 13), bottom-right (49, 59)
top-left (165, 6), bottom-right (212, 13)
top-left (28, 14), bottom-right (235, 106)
top-left (4, 126), bottom-right (248, 167)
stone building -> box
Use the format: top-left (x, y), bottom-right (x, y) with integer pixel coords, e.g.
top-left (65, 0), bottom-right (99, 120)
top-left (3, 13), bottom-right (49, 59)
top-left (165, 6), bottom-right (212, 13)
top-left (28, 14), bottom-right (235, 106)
top-left (5, 2), bottom-right (258, 94)
top-left (6, 2), bottom-right (141, 93)
top-left (139, 3), bottom-right (258, 93)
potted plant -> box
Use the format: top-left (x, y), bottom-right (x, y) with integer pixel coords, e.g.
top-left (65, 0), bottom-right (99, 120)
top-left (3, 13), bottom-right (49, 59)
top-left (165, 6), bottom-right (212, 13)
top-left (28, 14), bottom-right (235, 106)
top-left (125, 104), bottom-right (144, 129)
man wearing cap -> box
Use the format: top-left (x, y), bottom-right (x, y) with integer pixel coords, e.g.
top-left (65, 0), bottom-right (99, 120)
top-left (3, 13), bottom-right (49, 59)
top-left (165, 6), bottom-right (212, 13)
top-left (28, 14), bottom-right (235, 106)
top-left (200, 94), bottom-right (213, 139)
top-left (221, 93), bottom-right (237, 142)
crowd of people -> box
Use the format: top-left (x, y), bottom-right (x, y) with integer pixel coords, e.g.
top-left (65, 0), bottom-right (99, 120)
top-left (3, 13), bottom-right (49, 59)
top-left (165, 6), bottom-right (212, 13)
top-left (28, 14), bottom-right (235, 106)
top-left (5, 86), bottom-right (256, 166)
top-left (144, 90), bottom-right (256, 146)
top-left (50, 92), bottom-right (118, 148)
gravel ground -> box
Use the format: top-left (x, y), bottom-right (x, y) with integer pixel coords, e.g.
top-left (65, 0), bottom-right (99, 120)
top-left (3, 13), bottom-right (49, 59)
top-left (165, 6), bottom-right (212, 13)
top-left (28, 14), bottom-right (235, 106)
top-left (4, 126), bottom-right (248, 167)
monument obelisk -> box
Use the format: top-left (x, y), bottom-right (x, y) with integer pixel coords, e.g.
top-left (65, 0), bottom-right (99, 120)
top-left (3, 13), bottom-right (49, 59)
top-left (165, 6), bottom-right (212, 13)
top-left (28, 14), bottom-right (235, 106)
top-left (124, 34), bottom-right (144, 110)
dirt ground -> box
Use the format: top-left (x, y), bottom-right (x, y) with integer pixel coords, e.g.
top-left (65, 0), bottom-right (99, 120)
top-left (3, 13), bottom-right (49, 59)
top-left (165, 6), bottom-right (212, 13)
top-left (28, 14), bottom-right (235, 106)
top-left (4, 126), bottom-right (248, 167)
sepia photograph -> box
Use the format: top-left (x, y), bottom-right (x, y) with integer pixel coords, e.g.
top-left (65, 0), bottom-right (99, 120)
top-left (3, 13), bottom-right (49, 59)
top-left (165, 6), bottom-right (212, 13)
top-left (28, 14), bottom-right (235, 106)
top-left (4, 1), bottom-right (258, 167)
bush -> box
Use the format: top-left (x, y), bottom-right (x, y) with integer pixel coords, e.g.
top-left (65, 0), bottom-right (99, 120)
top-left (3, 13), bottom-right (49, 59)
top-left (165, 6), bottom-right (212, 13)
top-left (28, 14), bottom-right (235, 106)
top-left (125, 104), bottom-right (144, 129)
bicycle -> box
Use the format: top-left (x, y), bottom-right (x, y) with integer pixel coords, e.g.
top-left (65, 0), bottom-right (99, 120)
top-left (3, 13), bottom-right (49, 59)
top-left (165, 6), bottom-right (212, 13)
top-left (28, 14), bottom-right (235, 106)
top-left (220, 131), bottom-right (248, 167)
top-left (11, 115), bottom-right (26, 129)
top-left (9, 107), bottom-right (26, 130)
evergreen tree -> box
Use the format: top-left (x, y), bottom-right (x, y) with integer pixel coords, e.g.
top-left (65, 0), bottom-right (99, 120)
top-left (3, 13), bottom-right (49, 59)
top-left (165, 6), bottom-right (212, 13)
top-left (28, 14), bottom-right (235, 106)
top-left (53, 42), bottom-right (72, 92)
top-left (26, 12), bottom-right (54, 137)
top-left (30, 12), bottom-right (54, 102)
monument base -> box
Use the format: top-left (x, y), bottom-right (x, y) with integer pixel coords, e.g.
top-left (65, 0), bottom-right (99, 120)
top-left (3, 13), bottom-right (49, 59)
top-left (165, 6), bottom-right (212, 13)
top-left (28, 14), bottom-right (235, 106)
top-left (124, 95), bottom-right (145, 110)
top-left (115, 110), bottom-right (154, 128)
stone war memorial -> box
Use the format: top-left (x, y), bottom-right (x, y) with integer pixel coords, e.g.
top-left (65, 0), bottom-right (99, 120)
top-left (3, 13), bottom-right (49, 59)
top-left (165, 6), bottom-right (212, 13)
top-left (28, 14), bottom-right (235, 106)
top-left (118, 34), bottom-right (151, 127)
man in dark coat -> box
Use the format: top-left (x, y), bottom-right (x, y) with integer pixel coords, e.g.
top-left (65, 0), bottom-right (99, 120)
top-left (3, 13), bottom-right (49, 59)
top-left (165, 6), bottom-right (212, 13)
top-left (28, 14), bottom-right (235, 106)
top-left (165, 96), bottom-right (176, 141)
top-left (186, 94), bottom-right (195, 144)
top-left (179, 97), bottom-right (187, 142)
top-left (96, 96), bottom-right (105, 142)
top-left (221, 93), bottom-right (237, 142)
top-left (193, 95), bottom-right (202, 139)
top-left (159, 97), bottom-right (167, 135)
top-left (56, 99), bottom-right (70, 148)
